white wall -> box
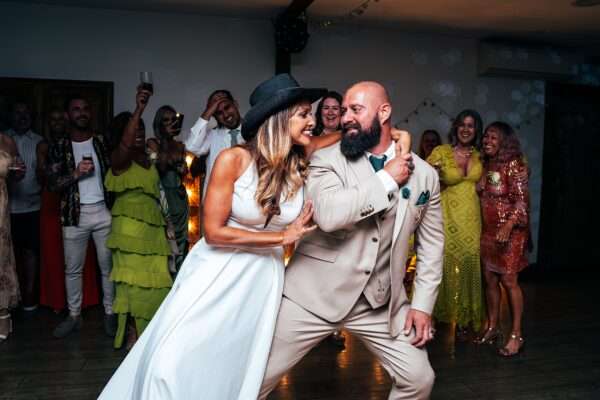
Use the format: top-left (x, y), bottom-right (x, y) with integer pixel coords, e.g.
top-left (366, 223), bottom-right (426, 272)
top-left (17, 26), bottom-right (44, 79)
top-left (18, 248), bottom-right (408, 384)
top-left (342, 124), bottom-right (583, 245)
top-left (0, 2), bottom-right (274, 123)
top-left (0, 2), bottom-right (545, 260)
top-left (295, 26), bottom-right (545, 260)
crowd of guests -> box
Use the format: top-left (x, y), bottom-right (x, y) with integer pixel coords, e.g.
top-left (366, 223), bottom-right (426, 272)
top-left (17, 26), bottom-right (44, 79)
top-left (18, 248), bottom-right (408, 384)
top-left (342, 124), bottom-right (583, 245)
top-left (0, 85), bottom-right (530, 357)
top-left (422, 110), bottom-right (530, 357)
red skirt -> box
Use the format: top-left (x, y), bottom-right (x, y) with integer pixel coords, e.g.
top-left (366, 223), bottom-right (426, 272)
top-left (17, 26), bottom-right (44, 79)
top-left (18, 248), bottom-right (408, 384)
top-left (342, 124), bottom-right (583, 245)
top-left (39, 190), bottom-right (100, 311)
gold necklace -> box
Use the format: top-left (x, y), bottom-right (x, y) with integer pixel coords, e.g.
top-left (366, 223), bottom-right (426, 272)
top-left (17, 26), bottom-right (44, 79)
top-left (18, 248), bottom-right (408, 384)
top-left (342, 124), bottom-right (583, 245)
top-left (454, 146), bottom-right (472, 158)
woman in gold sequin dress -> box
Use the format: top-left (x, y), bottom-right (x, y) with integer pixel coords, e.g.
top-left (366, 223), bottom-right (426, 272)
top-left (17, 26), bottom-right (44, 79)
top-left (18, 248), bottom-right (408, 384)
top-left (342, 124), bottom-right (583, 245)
top-left (477, 121), bottom-right (529, 356)
top-left (427, 110), bottom-right (485, 340)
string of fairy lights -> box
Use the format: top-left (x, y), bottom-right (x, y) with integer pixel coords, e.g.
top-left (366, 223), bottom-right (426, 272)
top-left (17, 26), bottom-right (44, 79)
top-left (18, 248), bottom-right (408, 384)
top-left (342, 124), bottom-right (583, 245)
top-left (396, 98), bottom-right (454, 126)
top-left (395, 97), bottom-right (544, 131)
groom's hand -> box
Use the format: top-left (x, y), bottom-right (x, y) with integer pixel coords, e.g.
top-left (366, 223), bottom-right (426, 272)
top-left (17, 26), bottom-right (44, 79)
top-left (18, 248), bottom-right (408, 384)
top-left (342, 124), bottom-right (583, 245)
top-left (403, 309), bottom-right (434, 347)
top-left (383, 151), bottom-right (413, 187)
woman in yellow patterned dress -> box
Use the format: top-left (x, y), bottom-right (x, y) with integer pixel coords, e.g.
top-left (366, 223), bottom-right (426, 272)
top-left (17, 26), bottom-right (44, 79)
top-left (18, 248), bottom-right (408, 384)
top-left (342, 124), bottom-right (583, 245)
top-left (427, 109), bottom-right (484, 340)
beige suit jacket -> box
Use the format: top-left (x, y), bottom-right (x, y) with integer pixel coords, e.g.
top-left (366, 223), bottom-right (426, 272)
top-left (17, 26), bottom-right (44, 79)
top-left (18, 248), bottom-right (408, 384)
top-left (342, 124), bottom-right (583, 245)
top-left (283, 142), bottom-right (444, 337)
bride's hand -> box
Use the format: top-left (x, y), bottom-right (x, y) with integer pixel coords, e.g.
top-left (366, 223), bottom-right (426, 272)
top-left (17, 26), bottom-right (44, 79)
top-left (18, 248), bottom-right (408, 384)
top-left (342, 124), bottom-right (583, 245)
top-left (282, 201), bottom-right (317, 245)
top-left (391, 129), bottom-right (412, 156)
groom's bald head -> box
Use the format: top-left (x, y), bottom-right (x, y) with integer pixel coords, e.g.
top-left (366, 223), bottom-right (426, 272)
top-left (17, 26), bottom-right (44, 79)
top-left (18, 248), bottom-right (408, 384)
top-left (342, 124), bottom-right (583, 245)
top-left (340, 81), bottom-right (392, 159)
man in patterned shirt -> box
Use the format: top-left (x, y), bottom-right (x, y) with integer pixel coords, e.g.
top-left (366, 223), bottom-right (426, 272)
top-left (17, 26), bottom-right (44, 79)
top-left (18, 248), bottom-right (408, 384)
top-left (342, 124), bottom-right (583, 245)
top-left (47, 95), bottom-right (115, 339)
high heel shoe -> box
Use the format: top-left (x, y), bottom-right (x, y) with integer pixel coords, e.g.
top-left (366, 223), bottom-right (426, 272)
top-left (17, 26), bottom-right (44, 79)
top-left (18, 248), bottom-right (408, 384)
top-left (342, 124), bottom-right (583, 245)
top-left (498, 333), bottom-right (525, 357)
top-left (0, 313), bottom-right (12, 342)
top-left (473, 327), bottom-right (501, 345)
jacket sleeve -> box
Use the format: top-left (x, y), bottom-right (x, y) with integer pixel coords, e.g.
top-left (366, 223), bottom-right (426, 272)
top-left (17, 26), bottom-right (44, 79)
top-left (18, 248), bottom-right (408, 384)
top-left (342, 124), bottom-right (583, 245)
top-left (307, 149), bottom-right (390, 233)
top-left (411, 173), bottom-right (444, 315)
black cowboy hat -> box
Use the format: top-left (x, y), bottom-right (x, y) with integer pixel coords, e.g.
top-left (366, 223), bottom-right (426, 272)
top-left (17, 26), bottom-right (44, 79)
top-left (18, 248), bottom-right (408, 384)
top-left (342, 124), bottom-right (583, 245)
top-left (241, 74), bottom-right (327, 141)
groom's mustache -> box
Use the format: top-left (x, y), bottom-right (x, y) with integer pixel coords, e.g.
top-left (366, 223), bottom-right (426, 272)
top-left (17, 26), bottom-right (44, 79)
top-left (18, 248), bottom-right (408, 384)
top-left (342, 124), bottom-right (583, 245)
top-left (342, 122), bottom-right (362, 135)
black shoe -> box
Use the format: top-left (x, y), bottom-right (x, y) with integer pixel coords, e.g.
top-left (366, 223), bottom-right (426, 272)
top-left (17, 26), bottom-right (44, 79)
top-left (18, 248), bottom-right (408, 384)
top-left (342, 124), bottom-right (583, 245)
top-left (103, 314), bottom-right (117, 338)
top-left (53, 315), bottom-right (82, 338)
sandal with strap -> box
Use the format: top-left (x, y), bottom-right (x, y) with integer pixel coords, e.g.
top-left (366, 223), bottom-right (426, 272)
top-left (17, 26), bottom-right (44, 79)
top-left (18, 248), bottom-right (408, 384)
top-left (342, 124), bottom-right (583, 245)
top-left (474, 327), bottom-right (501, 345)
top-left (0, 313), bottom-right (13, 342)
top-left (498, 333), bottom-right (525, 357)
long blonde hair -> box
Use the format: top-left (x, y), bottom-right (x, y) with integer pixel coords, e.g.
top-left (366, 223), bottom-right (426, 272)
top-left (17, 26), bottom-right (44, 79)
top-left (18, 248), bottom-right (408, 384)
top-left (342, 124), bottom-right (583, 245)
top-left (245, 103), bottom-right (309, 222)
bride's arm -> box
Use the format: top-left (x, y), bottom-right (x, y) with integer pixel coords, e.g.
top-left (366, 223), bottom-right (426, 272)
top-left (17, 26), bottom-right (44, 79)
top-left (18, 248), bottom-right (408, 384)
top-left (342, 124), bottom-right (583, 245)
top-left (305, 132), bottom-right (341, 158)
top-left (203, 148), bottom-right (315, 248)
top-left (304, 129), bottom-right (411, 158)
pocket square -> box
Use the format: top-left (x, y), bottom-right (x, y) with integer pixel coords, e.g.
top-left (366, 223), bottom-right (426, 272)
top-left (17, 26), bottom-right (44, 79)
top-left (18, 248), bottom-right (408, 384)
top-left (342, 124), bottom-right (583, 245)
top-left (416, 190), bottom-right (430, 206)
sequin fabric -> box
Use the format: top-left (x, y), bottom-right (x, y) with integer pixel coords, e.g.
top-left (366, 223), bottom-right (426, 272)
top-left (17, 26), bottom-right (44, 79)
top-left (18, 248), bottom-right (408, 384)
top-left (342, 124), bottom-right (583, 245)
top-left (478, 158), bottom-right (529, 274)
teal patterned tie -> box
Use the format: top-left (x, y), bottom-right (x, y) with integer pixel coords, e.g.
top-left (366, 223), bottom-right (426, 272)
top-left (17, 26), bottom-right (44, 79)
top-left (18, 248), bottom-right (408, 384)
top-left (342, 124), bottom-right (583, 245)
top-left (229, 129), bottom-right (239, 146)
top-left (369, 154), bottom-right (387, 172)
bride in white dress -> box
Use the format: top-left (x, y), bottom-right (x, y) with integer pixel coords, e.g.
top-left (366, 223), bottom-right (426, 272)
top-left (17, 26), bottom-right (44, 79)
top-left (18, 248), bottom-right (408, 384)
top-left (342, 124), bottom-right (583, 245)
top-left (98, 74), bottom-right (341, 400)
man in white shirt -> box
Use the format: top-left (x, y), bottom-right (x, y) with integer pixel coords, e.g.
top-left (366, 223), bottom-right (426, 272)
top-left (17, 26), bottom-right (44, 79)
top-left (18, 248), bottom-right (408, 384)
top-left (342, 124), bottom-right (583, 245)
top-left (184, 90), bottom-right (243, 198)
top-left (47, 96), bottom-right (115, 339)
top-left (7, 102), bottom-right (43, 311)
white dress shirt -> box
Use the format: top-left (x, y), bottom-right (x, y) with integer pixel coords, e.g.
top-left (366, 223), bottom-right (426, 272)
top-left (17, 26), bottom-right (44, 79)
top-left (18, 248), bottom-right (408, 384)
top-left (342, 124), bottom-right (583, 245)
top-left (184, 117), bottom-right (244, 198)
top-left (365, 142), bottom-right (399, 195)
top-left (7, 129), bottom-right (43, 213)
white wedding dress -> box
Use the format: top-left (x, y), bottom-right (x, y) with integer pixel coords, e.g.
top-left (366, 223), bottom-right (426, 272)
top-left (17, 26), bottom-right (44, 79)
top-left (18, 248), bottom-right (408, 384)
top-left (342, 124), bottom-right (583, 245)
top-left (99, 163), bottom-right (303, 400)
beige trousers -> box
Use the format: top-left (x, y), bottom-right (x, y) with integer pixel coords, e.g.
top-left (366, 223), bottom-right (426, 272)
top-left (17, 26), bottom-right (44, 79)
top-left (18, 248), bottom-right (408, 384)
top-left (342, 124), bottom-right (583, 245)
top-left (259, 295), bottom-right (435, 400)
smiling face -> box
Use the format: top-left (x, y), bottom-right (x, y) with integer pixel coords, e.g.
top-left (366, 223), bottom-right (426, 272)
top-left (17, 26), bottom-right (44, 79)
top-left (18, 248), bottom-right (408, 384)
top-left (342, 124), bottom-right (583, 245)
top-left (456, 116), bottom-right (476, 146)
top-left (133, 118), bottom-right (146, 150)
top-left (288, 100), bottom-right (315, 147)
top-left (213, 98), bottom-right (241, 129)
top-left (339, 83), bottom-right (389, 159)
top-left (320, 97), bottom-right (341, 132)
top-left (482, 126), bottom-right (502, 158)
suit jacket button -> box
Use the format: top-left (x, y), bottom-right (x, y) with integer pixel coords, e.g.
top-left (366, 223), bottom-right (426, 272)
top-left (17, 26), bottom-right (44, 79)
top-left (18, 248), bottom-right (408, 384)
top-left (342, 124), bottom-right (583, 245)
top-left (372, 237), bottom-right (378, 242)
top-left (365, 270), bottom-right (371, 275)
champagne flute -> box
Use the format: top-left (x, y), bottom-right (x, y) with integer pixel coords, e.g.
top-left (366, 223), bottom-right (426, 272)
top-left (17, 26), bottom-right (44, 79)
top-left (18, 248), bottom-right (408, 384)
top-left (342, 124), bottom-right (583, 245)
top-left (140, 72), bottom-right (154, 95)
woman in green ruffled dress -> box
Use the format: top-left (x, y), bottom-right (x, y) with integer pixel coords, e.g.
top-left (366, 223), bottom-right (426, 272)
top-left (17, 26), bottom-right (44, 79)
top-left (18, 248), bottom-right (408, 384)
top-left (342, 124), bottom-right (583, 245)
top-left (106, 88), bottom-right (172, 349)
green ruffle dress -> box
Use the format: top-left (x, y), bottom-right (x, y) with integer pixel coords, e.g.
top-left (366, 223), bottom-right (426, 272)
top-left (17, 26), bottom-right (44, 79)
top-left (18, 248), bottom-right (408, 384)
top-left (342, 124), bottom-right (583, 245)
top-left (105, 162), bottom-right (173, 348)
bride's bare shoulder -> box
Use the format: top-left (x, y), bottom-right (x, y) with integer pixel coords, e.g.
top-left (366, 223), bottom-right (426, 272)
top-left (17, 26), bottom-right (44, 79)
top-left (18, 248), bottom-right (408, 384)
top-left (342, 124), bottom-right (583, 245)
top-left (213, 146), bottom-right (253, 179)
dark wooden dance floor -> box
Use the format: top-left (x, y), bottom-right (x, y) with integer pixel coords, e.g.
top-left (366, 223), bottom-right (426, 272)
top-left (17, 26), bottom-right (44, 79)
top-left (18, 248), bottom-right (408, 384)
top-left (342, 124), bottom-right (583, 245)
top-left (1, 276), bottom-right (599, 400)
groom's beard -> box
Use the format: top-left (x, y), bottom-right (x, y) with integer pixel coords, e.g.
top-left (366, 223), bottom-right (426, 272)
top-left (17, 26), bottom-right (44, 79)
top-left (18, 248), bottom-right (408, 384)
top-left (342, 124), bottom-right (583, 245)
top-left (340, 116), bottom-right (382, 160)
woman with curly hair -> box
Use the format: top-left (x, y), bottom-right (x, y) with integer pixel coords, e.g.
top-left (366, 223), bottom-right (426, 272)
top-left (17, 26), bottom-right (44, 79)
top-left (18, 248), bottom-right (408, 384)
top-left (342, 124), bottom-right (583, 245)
top-left (426, 109), bottom-right (485, 340)
top-left (476, 121), bottom-right (529, 356)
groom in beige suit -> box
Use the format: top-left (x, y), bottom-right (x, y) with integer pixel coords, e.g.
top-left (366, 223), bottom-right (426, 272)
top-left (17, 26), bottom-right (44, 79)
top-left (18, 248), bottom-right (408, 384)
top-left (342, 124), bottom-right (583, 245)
top-left (259, 81), bottom-right (444, 399)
